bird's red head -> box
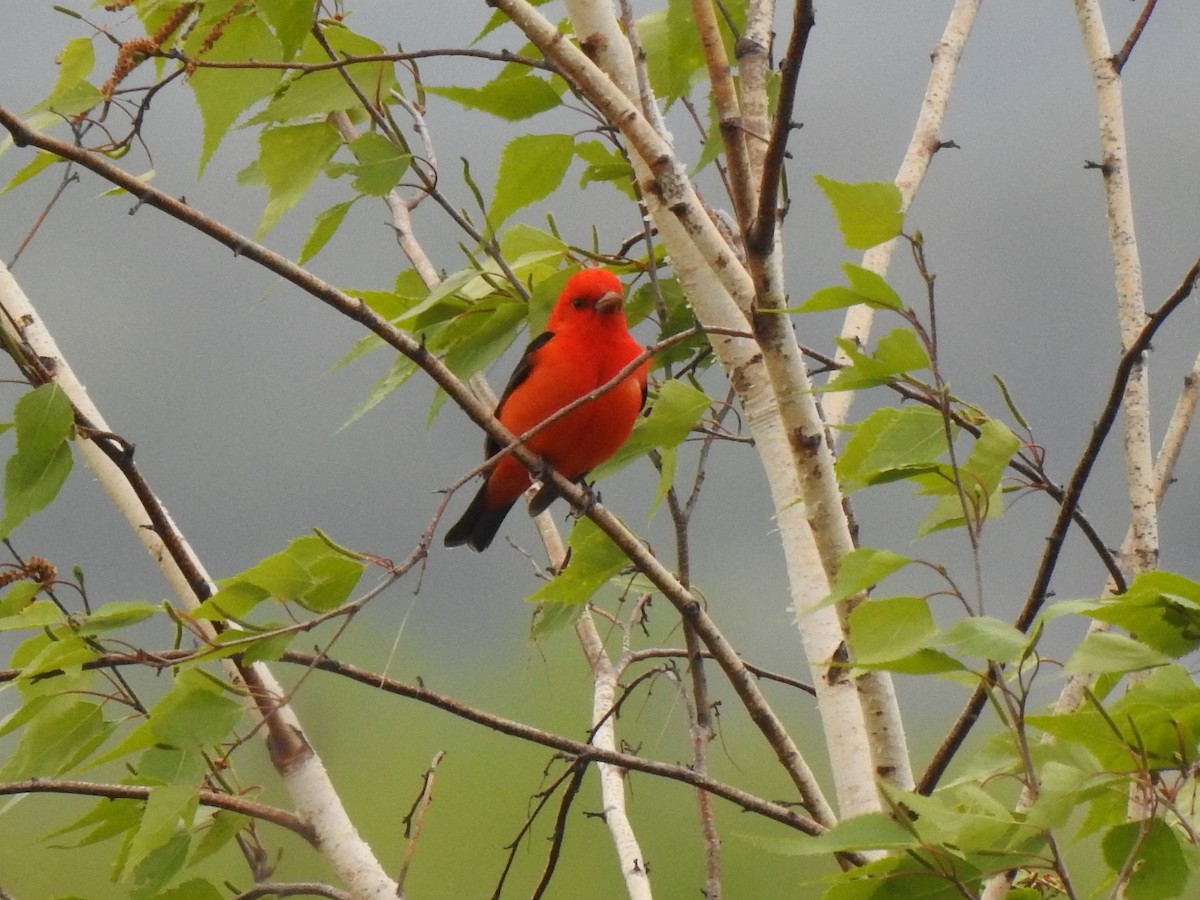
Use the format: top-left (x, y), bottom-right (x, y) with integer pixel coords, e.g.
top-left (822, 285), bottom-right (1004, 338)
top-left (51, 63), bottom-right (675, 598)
top-left (547, 268), bottom-right (627, 331)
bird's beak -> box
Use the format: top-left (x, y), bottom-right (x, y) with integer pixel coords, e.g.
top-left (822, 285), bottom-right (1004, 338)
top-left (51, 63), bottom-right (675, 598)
top-left (595, 290), bottom-right (624, 314)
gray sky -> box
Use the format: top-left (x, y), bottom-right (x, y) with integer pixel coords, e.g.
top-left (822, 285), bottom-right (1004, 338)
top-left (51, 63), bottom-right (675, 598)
top-left (1, 0), bottom-right (1199, 830)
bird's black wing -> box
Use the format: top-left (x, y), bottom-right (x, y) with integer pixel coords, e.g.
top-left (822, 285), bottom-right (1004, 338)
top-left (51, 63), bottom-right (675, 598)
top-left (484, 330), bottom-right (554, 458)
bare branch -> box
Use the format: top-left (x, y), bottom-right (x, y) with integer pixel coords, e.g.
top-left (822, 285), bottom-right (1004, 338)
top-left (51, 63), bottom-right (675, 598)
top-left (0, 779), bottom-right (314, 842)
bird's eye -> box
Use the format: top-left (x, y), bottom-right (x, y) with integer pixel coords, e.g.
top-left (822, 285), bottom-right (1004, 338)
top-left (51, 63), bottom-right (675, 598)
top-left (572, 296), bottom-right (586, 309)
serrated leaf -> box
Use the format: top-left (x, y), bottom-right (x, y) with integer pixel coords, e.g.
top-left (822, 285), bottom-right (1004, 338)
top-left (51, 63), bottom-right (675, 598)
top-left (798, 263), bottom-right (903, 312)
top-left (0, 580), bottom-right (42, 617)
top-left (92, 670), bottom-right (243, 767)
top-left (332, 131), bottom-right (410, 196)
top-left (249, 25), bottom-right (397, 124)
top-left (0, 700), bottom-right (111, 779)
top-left (127, 829), bottom-right (190, 900)
top-left (72, 599), bottom-right (158, 635)
top-left (1, 432), bottom-right (73, 538)
top-left (530, 599), bottom-right (584, 640)
top-left (188, 12), bottom-right (282, 174)
top-left (4, 150), bottom-right (63, 194)
top-left (29, 37), bottom-right (101, 118)
top-left (126, 784), bottom-right (198, 879)
top-left (0, 598), bottom-right (65, 631)
top-left (934, 616), bottom-right (1029, 665)
top-left (1063, 631), bottom-right (1170, 676)
top-left (204, 534), bottom-right (365, 615)
top-left (1102, 818), bottom-right (1189, 900)
top-left (189, 811), bottom-right (250, 867)
top-left (299, 199), bottom-right (355, 265)
top-left (823, 547), bottom-right (911, 605)
top-left (836, 406), bottom-right (949, 493)
top-left (428, 72), bottom-right (561, 121)
top-left (489, 133), bottom-right (575, 228)
top-left (575, 139), bottom-right (635, 199)
top-left (593, 380), bottom-right (709, 478)
top-left (638, 0), bottom-right (709, 104)
top-left (528, 518), bottom-right (628, 605)
top-left (848, 596), bottom-right (936, 664)
top-left (825, 327), bottom-right (929, 392)
top-left (258, 0), bottom-right (312, 58)
top-left (813, 175), bottom-right (904, 250)
top-left (1085, 571), bottom-right (1200, 658)
top-left (255, 121), bottom-right (341, 237)
top-left (46, 797), bottom-right (143, 848)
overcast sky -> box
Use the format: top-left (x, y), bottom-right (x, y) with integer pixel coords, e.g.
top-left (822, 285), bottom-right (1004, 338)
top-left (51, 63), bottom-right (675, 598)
top-left (1, 0), bottom-right (1199, 800)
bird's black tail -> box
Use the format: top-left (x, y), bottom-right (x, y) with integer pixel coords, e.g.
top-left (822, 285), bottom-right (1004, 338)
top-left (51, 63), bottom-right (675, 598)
top-left (443, 483), bottom-right (516, 552)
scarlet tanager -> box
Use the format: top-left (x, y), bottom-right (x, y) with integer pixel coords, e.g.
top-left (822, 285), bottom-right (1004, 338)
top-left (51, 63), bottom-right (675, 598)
top-left (443, 268), bottom-right (649, 551)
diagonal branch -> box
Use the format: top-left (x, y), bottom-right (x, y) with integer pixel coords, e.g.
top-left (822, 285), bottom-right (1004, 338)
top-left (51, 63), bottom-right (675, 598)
top-left (0, 778), bottom-right (314, 841)
top-left (919, 252), bottom-right (1200, 794)
top-left (746, 0), bottom-right (813, 257)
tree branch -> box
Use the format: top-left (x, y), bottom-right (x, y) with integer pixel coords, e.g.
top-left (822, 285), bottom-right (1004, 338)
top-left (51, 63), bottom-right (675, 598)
top-left (0, 779), bottom-right (314, 842)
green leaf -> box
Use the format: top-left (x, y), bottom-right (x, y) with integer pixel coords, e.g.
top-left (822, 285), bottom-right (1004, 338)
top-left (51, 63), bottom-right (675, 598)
top-left (0, 598), bottom-right (65, 631)
top-left (428, 71), bottom-right (561, 121)
top-left (813, 175), bottom-right (904, 250)
top-left (1085, 571), bottom-right (1200, 658)
top-left (329, 131), bottom-right (410, 196)
top-left (593, 380), bottom-right (710, 478)
top-left (189, 811), bottom-right (250, 867)
top-left (489, 133), bottom-right (575, 228)
top-left (1102, 818), bottom-right (1189, 900)
top-left (255, 121), bottom-right (341, 237)
top-left (847, 596), bottom-right (936, 664)
top-left (798, 263), bottom-right (903, 312)
top-left (825, 328), bottom-right (929, 392)
top-left (200, 534), bottom-right (365, 617)
top-left (1, 384), bottom-right (75, 538)
top-left (1063, 631), bottom-right (1170, 676)
top-left (528, 518), bottom-right (629, 605)
top-left (187, 12), bottom-right (282, 174)
top-left (824, 547), bottom-right (911, 605)
top-left (46, 796), bottom-right (144, 848)
top-left (126, 784), bottom-right (199, 881)
top-left (72, 599), bottom-right (159, 635)
top-left (29, 37), bottom-right (101, 118)
top-left (575, 139), bottom-right (635, 199)
top-left (752, 812), bottom-right (917, 856)
top-left (258, 0), bottom-right (312, 58)
top-left (127, 829), bottom-right (190, 900)
top-left (637, 0), bottom-right (715, 104)
top-left (21, 635), bottom-right (97, 678)
top-left (836, 406), bottom-right (949, 493)
top-left (4, 150), bottom-right (63, 194)
top-left (0, 580), bottom-right (42, 617)
top-left (250, 25), bottom-right (397, 123)
top-left (934, 616), bottom-right (1029, 665)
top-left (0, 700), bottom-right (112, 779)
top-left (530, 598), bottom-right (584, 639)
top-left (93, 670), bottom-right (244, 767)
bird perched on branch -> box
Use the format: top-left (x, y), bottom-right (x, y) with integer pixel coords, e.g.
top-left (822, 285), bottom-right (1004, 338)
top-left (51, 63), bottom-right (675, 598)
top-left (444, 268), bottom-right (649, 551)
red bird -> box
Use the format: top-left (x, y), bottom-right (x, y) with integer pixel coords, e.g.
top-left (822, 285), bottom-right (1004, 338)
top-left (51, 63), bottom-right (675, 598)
top-left (444, 268), bottom-right (649, 551)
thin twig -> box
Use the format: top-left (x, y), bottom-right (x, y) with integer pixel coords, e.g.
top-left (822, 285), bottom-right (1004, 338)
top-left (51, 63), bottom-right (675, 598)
top-left (746, 0), bottom-right (813, 256)
top-left (0, 778), bottom-right (314, 842)
top-left (1112, 0), bottom-right (1159, 73)
top-left (397, 751), bottom-right (445, 894)
top-left (920, 253), bottom-right (1200, 795)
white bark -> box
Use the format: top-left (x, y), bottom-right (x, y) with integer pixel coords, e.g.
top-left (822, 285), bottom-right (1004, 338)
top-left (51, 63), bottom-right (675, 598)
top-left (1074, 0), bottom-right (1156, 580)
top-left (577, 613), bottom-right (654, 900)
top-left (0, 261), bottom-right (397, 900)
top-left (824, 0), bottom-right (982, 431)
